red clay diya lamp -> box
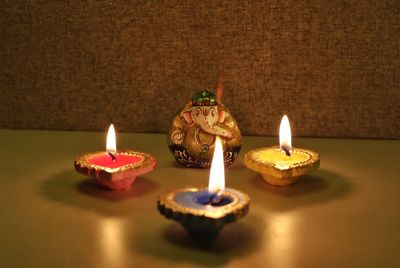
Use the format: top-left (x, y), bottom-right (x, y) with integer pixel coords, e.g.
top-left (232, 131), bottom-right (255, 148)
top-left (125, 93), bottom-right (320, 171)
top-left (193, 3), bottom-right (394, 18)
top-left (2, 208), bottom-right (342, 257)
top-left (158, 136), bottom-right (250, 247)
top-left (74, 124), bottom-right (157, 190)
top-left (244, 115), bottom-right (320, 186)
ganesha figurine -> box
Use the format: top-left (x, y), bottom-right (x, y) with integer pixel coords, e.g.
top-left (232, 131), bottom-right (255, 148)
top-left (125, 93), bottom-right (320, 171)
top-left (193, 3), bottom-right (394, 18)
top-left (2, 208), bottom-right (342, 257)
top-left (167, 89), bottom-right (241, 168)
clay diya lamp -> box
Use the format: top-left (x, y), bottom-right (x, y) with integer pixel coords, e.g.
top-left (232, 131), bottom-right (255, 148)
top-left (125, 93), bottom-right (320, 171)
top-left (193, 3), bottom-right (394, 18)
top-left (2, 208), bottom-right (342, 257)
top-left (158, 136), bottom-right (250, 247)
top-left (244, 115), bottom-right (320, 186)
top-left (74, 124), bottom-right (157, 190)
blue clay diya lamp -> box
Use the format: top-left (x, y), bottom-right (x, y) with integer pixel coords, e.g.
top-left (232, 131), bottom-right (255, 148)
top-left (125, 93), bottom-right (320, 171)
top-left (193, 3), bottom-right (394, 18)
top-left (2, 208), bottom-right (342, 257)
top-left (158, 136), bottom-right (250, 247)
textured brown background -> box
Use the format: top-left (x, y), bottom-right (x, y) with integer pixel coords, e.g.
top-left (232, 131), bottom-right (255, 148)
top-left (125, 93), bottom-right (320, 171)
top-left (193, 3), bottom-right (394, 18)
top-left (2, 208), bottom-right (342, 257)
top-left (0, 1), bottom-right (399, 138)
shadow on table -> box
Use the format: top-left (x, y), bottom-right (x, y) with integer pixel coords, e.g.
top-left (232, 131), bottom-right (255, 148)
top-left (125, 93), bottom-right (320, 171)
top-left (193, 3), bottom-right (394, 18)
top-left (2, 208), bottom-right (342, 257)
top-left (133, 213), bottom-right (264, 266)
top-left (76, 177), bottom-right (156, 201)
top-left (40, 169), bottom-right (158, 216)
top-left (250, 169), bottom-right (352, 211)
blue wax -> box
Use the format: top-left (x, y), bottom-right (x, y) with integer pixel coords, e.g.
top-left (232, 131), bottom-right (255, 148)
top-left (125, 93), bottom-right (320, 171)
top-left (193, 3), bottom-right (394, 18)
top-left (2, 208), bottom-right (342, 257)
top-left (195, 192), bottom-right (233, 206)
top-left (174, 190), bottom-right (233, 209)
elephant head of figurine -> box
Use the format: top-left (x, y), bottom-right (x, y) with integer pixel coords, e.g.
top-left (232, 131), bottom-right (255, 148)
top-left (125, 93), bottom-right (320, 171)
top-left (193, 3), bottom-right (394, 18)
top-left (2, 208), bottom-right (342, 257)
top-left (182, 90), bottom-right (233, 139)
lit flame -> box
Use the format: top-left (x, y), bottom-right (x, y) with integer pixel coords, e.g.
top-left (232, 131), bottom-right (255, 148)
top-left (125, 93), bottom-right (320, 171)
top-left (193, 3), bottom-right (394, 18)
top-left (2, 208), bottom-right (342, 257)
top-left (208, 136), bottom-right (225, 193)
top-left (106, 124), bottom-right (117, 153)
top-left (279, 115), bottom-right (292, 150)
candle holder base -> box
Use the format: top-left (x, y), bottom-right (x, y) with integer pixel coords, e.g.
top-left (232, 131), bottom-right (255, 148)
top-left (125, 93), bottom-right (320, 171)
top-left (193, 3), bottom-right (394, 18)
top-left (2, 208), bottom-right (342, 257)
top-left (261, 174), bottom-right (300, 186)
top-left (94, 177), bottom-right (135, 191)
top-left (181, 222), bottom-right (222, 248)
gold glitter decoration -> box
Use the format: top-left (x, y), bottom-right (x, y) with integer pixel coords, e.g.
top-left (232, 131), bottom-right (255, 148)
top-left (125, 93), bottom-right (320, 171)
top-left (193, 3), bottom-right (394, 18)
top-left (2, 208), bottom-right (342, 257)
top-left (74, 150), bottom-right (157, 181)
top-left (244, 146), bottom-right (320, 186)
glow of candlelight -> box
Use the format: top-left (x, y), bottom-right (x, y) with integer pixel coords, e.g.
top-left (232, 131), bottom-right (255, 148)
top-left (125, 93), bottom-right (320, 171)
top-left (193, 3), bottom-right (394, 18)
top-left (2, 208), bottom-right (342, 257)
top-left (106, 124), bottom-right (117, 153)
top-left (279, 115), bottom-right (292, 152)
top-left (208, 136), bottom-right (225, 193)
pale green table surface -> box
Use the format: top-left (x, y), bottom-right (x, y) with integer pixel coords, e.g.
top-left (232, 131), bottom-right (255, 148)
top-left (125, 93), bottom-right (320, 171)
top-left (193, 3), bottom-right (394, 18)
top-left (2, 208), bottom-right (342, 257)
top-left (0, 129), bottom-right (399, 268)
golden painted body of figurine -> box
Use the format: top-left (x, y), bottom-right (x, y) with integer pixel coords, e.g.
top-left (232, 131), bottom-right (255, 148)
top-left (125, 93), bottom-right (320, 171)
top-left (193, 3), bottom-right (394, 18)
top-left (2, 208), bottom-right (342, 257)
top-left (167, 89), bottom-right (241, 168)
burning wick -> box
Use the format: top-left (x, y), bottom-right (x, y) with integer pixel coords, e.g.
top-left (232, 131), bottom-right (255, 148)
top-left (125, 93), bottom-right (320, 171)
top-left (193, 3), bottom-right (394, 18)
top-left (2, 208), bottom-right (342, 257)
top-left (108, 152), bottom-right (116, 162)
top-left (208, 191), bottom-right (224, 206)
top-left (281, 145), bottom-right (291, 156)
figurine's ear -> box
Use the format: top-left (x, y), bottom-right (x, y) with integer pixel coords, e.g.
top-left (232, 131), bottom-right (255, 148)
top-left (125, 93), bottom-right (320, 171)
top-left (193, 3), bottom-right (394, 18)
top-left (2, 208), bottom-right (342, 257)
top-left (182, 111), bottom-right (193, 125)
top-left (218, 109), bottom-right (226, 123)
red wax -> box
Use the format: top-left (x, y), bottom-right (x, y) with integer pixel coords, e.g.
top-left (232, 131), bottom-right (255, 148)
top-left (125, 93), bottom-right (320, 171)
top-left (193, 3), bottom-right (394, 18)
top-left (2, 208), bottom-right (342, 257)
top-left (89, 153), bottom-right (143, 168)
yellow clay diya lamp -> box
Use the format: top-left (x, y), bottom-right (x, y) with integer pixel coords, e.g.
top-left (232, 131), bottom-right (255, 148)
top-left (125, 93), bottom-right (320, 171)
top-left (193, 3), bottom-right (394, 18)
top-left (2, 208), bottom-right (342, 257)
top-left (244, 115), bottom-right (320, 186)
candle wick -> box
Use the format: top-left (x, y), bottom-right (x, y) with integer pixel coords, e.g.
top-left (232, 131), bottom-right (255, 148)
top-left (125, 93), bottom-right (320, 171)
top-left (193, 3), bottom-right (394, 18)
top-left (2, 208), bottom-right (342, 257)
top-left (108, 152), bottom-right (117, 162)
top-left (209, 190), bottom-right (224, 205)
top-left (282, 145), bottom-right (291, 156)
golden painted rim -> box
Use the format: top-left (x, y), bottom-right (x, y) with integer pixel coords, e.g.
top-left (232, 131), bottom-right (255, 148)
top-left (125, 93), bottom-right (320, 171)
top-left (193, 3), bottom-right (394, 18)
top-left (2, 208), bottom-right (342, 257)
top-left (74, 150), bottom-right (156, 174)
top-left (244, 146), bottom-right (320, 178)
top-left (158, 186), bottom-right (250, 219)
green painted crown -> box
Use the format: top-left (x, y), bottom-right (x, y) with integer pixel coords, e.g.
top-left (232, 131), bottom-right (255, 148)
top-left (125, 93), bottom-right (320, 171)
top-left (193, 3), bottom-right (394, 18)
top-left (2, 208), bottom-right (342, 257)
top-left (191, 90), bottom-right (217, 106)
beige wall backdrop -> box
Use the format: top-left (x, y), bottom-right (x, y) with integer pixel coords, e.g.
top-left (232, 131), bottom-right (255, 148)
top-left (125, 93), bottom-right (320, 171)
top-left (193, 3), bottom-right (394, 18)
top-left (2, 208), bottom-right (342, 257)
top-left (0, 1), bottom-right (399, 138)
